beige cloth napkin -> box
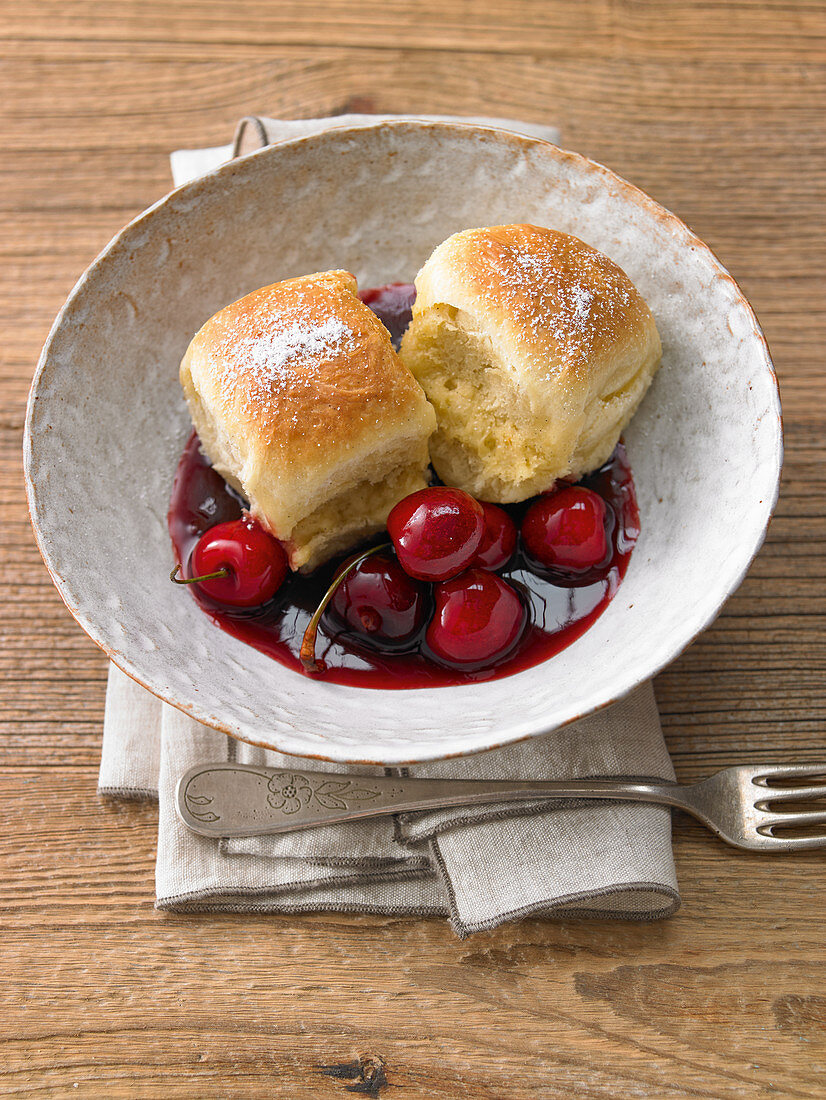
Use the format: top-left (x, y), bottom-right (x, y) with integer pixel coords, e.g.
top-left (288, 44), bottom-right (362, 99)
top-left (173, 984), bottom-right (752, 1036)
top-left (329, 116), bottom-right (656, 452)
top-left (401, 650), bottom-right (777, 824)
top-left (98, 114), bottom-right (680, 936)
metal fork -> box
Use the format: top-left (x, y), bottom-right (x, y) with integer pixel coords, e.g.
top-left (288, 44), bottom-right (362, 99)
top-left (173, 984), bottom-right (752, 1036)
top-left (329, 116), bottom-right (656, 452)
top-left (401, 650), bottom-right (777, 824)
top-left (176, 762), bottom-right (826, 851)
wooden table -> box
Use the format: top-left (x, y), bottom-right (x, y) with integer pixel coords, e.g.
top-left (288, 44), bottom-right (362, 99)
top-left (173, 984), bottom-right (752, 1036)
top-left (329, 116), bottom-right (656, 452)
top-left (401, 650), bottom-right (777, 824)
top-left (2, 2), bottom-right (824, 1095)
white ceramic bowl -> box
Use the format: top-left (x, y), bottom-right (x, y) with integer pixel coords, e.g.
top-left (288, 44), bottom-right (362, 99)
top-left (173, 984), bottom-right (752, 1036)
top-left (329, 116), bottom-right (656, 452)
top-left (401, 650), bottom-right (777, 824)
top-left (24, 122), bottom-right (781, 764)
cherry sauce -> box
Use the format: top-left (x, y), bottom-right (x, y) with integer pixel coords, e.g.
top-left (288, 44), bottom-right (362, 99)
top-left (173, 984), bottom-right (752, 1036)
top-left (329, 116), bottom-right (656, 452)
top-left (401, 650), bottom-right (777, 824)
top-left (167, 283), bottom-right (640, 689)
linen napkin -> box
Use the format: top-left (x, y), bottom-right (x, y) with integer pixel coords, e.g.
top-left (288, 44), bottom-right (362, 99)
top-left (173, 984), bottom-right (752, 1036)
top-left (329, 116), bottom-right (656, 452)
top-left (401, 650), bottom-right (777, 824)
top-left (99, 114), bottom-right (680, 936)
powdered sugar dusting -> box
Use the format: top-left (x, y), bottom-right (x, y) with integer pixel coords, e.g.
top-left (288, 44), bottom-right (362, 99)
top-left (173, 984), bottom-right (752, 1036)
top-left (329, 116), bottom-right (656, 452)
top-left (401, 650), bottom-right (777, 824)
top-left (479, 232), bottom-right (634, 379)
top-left (225, 315), bottom-right (354, 390)
top-left (211, 297), bottom-right (358, 414)
top-left (569, 283), bottom-right (594, 324)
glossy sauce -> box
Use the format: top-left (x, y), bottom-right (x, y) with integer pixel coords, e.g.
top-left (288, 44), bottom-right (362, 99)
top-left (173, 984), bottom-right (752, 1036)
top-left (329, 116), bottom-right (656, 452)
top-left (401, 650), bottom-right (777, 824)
top-left (168, 283), bottom-right (640, 689)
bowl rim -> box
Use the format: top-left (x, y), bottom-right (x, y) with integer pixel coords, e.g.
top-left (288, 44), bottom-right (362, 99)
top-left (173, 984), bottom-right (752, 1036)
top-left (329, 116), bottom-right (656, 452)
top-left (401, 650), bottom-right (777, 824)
top-left (24, 119), bottom-right (783, 764)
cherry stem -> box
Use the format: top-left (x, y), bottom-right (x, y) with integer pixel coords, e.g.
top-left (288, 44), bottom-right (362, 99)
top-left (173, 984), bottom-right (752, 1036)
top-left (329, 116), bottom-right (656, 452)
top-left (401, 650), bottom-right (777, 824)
top-left (300, 543), bottom-right (392, 674)
top-left (170, 563), bottom-right (229, 586)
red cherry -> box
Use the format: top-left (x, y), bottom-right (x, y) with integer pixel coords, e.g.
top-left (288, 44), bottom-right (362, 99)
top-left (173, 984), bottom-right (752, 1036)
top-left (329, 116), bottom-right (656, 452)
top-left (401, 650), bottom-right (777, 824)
top-left (189, 517), bottom-right (288, 607)
top-left (470, 503), bottom-right (517, 570)
top-left (426, 569), bottom-right (526, 669)
top-left (358, 282), bottom-right (416, 348)
top-left (330, 553), bottom-right (428, 647)
top-left (387, 487), bottom-right (485, 582)
top-left (521, 486), bottom-right (611, 573)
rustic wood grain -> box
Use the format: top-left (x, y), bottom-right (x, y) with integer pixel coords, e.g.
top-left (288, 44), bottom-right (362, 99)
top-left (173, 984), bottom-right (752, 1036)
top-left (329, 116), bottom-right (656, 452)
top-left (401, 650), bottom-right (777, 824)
top-left (1, 1), bottom-right (825, 1095)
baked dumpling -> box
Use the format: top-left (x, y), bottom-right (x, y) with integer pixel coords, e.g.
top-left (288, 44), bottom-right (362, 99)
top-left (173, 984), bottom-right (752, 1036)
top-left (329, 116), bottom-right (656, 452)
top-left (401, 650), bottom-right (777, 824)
top-left (180, 271), bottom-right (437, 571)
top-left (399, 224), bottom-right (662, 502)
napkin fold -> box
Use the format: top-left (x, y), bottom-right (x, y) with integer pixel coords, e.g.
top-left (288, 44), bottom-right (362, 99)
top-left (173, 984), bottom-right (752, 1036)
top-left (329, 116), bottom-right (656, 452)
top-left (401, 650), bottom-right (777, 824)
top-left (98, 113), bottom-right (680, 936)
top-left (101, 667), bottom-right (678, 933)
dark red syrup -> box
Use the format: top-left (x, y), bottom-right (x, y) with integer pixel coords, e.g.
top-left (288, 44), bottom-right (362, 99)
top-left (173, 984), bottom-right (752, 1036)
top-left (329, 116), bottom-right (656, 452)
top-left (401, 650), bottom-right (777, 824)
top-left (357, 282), bottom-right (416, 348)
top-left (168, 283), bottom-right (640, 689)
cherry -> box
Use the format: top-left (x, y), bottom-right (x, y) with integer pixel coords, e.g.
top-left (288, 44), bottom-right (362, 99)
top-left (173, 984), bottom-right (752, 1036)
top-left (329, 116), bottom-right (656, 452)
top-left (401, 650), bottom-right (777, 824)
top-left (426, 569), bottom-right (526, 669)
top-left (521, 486), bottom-right (611, 573)
top-left (330, 553), bottom-right (428, 647)
top-left (185, 516), bottom-right (288, 607)
top-left (358, 282), bottom-right (416, 348)
top-left (387, 487), bottom-right (486, 582)
top-left (470, 502), bottom-right (517, 571)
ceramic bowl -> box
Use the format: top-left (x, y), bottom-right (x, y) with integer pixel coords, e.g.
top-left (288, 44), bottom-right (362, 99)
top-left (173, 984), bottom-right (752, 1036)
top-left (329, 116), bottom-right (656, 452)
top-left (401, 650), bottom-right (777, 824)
top-left (24, 122), bottom-right (782, 764)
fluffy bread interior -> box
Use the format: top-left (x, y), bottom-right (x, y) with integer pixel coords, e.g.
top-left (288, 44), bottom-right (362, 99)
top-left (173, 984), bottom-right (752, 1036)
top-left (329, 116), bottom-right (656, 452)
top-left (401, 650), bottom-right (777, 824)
top-left (278, 433), bottom-right (432, 571)
top-left (401, 304), bottom-right (564, 502)
top-left (399, 225), bottom-right (662, 502)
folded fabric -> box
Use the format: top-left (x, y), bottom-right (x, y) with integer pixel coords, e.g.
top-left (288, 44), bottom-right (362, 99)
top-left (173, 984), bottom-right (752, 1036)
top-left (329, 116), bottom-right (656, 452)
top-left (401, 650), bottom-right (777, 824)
top-left (101, 665), bottom-right (678, 935)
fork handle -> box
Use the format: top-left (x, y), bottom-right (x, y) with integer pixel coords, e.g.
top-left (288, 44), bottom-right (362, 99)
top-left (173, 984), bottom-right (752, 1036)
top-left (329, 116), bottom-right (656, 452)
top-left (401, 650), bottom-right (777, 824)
top-left (176, 763), bottom-right (688, 838)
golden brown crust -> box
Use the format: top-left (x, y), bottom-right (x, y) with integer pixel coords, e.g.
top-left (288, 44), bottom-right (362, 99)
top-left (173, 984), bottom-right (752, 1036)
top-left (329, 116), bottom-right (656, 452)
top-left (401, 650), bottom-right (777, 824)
top-left (427, 225), bottom-right (653, 380)
top-left (185, 271), bottom-right (428, 478)
top-left (180, 271), bottom-right (436, 569)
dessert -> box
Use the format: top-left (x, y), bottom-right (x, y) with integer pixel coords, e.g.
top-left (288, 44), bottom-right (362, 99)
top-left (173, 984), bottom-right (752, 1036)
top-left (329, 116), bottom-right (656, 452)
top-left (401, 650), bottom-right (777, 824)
top-left (174, 516), bottom-right (288, 607)
top-left (470, 504), bottom-right (517, 571)
top-left (170, 226), bottom-right (656, 688)
top-left (386, 487), bottom-right (485, 582)
top-left (521, 487), bottom-right (612, 576)
top-left (168, 421), bottom-right (639, 688)
top-left (180, 271), bottom-right (436, 572)
top-left (426, 569), bottom-right (527, 670)
top-left (399, 224), bottom-right (662, 502)
top-left (330, 552), bottom-right (428, 647)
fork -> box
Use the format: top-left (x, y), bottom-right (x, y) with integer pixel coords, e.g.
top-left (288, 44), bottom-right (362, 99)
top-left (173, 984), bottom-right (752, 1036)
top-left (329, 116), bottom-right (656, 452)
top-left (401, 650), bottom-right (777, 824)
top-left (176, 762), bottom-right (826, 851)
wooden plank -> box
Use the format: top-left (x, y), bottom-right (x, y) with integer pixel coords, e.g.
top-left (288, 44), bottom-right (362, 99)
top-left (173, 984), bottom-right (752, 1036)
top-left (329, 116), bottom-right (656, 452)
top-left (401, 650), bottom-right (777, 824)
top-left (1, 51), bottom-right (824, 154)
top-left (0, 773), bottom-right (824, 1097)
top-left (1, 0), bottom-right (825, 61)
top-left (1, 0), bottom-right (825, 1094)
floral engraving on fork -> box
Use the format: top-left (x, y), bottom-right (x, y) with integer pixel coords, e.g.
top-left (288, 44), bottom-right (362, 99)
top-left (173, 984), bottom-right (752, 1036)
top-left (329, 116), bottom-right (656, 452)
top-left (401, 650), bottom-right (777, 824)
top-left (184, 793), bottom-right (220, 823)
top-left (182, 769), bottom-right (385, 826)
top-left (266, 772), bottom-right (382, 815)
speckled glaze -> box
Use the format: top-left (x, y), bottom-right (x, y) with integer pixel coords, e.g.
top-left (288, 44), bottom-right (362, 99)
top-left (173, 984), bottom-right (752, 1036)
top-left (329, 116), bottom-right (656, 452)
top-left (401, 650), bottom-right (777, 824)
top-left (24, 122), bottom-right (782, 765)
